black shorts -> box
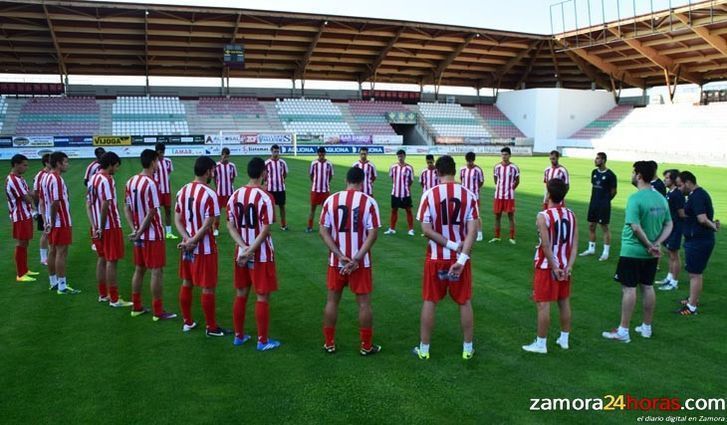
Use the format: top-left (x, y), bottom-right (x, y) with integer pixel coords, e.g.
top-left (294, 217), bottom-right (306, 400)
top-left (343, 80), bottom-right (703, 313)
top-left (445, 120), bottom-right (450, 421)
top-left (36, 214), bottom-right (45, 231)
top-left (391, 195), bottom-right (412, 209)
top-left (665, 225), bottom-right (683, 251)
top-left (587, 201), bottom-right (611, 225)
top-left (270, 191), bottom-right (286, 207)
top-left (684, 238), bottom-right (715, 275)
top-left (614, 257), bottom-right (658, 288)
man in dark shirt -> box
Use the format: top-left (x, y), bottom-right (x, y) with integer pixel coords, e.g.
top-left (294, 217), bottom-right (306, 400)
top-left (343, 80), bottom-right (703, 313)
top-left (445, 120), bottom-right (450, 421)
top-left (656, 169), bottom-right (685, 291)
top-left (580, 152), bottom-right (618, 261)
top-left (675, 171), bottom-right (720, 315)
top-left (649, 161), bottom-right (667, 197)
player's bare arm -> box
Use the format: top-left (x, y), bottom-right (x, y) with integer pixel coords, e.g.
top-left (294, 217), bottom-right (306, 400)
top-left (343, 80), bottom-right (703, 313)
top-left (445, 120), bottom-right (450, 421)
top-left (123, 204), bottom-right (137, 240)
top-left (697, 213), bottom-right (720, 232)
top-left (98, 199), bottom-right (110, 239)
top-left (513, 176), bottom-right (520, 190)
top-left (319, 226), bottom-right (352, 268)
top-left (537, 214), bottom-right (564, 280)
top-left (448, 219), bottom-right (477, 278)
top-left (343, 227), bottom-right (378, 275)
top-left (48, 200), bottom-right (60, 234)
top-left (173, 209), bottom-right (192, 250)
top-left (565, 222), bottom-right (578, 277)
top-left (629, 223), bottom-right (662, 257)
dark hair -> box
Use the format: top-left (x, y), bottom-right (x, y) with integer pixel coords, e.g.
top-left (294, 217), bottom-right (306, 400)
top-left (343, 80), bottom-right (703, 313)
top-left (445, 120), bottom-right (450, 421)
top-left (140, 149), bottom-right (158, 169)
top-left (359, 147), bottom-right (369, 153)
top-left (94, 147), bottom-right (106, 160)
top-left (435, 155), bottom-right (456, 177)
top-left (549, 150), bottom-right (560, 158)
top-left (99, 152), bottom-right (121, 169)
top-left (678, 171), bottom-right (697, 185)
top-left (41, 153), bottom-right (51, 166)
top-left (597, 152), bottom-right (607, 162)
top-left (663, 169), bottom-right (679, 182)
top-left (396, 149), bottom-right (406, 156)
top-left (465, 152), bottom-right (475, 162)
top-left (247, 157), bottom-right (266, 179)
top-left (194, 156), bottom-right (216, 177)
top-left (11, 154), bottom-right (28, 166)
top-left (271, 144), bottom-right (280, 152)
top-left (155, 142), bottom-right (166, 153)
top-left (317, 146), bottom-right (326, 154)
top-left (425, 154), bottom-right (434, 161)
top-left (633, 160), bottom-right (657, 183)
top-left (546, 178), bottom-right (568, 203)
top-left (50, 152), bottom-right (68, 168)
top-left (500, 147), bottom-right (511, 155)
top-left (346, 166), bottom-right (365, 185)
top-left (647, 160), bottom-right (658, 172)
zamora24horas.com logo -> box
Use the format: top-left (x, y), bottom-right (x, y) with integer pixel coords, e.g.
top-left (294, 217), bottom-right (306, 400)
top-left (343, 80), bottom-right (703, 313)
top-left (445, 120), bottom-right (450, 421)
top-left (529, 395), bottom-right (726, 412)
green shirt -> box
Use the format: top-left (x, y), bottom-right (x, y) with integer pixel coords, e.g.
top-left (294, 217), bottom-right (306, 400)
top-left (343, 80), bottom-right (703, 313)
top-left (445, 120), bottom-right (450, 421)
top-left (620, 188), bottom-right (671, 258)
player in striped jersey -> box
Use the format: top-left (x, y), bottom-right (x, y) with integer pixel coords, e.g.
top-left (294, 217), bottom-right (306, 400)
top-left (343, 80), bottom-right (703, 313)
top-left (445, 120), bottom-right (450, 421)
top-left (384, 149), bottom-right (415, 236)
top-left (491, 147), bottom-right (520, 244)
top-left (265, 144), bottom-right (289, 230)
top-left (414, 155), bottom-right (479, 360)
top-left (83, 147), bottom-right (105, 187)
top-left (175, 156), bottom-right (228, 337)
top-left (227, 157), bottom-right (281, 351)
top-left (6, 154), bottom-right (39, 282)
top-left (213, 147), bottom-right (237, 236)
top-left (32, 154), bottom-right (51, 265)
top-left (154, 142), bottom-right (178, 239)
top-left (124, 149), bottom-right (177, 321)
top-left (307, 147), bottom-right (334, 233)
top-left (45, 152), bottom-right (80, 294)
top-left (522, 178), bottom-right (577, 354)
top-left (543, 150), bottom-right (570, 209)
top-left (352, 147), bottom-right (377, 197)
top-left (419, 154), bottom-right (439, 192)
top-left (320, 167), bottom-right (382, 356)
top-left (459, 152), bottom-right (484, 242)
top-left (88, 152), bottom-right (132, 308)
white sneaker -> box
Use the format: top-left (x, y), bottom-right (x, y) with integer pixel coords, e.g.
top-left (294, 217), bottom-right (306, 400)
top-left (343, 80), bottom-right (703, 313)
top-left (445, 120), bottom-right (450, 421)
top-left (635, 325), bottom-right (652, 338)
top-left (654, 277), bottom-right (670, 285)
top-left (579, 249), bottom-right (595, 257)
top-left (384, 229), bottom-right (396, 235)
top-left (598, 254), bottom-right (609, 261)
top-left (522, 340), bottom-right (547, 354)
top-left (658, 282), bottom-right (678, 291)
top-left (98, 295), bottom-right (109, 303)
top-left (508, 239), bottom-right (516, 245)
top-left (182, 321), bottom-right (197, 332)
top-left (602, 329), bottom-right (630, 343)
top-left (407, 229), bottom-right (415, 236)
top-left (109, 299), bottom-right (133, 308)
top-left (555, 337), bottom-right (569, 350)
top-left (213, 229), bottom-right (219, 237)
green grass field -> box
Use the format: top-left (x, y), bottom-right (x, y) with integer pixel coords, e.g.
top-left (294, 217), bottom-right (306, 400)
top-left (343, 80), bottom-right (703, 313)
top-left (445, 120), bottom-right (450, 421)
top-left (1, 154), bottom-right (725, 424)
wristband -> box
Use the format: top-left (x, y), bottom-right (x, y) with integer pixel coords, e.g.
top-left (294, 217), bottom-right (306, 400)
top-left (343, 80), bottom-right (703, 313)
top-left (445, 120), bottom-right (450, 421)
top-left (446, 240), bottom-right (459, 251)
top-left (456, 253), bottom-right (470, 266)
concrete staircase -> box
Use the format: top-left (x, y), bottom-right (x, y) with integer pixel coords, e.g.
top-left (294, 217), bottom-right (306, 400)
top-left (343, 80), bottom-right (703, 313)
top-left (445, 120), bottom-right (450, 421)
top-left (0, 98), bottom-right (23, 136)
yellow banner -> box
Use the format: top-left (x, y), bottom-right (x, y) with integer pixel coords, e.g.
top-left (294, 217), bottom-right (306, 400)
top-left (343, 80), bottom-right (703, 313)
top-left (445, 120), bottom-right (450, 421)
top-left (93, 136), bottom-right (131, 146)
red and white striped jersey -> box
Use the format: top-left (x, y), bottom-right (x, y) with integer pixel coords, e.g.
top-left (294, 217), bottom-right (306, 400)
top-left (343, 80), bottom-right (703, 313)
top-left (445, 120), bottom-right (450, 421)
top-left (419, 168), bottom-right (439, 192)
top-left (352, 160), bottom-right (378, 196)
top-left (309, 160), bottom-right (334, 193)
top-left (493, 162), bottom-right (520, 200)
top-left (265, 158), bottom-right (288, 192)
top-left (40, 172), bottom-right (52, 223)
top-left (227, 186), bottom-right (276, 263)
top-left (389, 163), bottom-right (414, 198)
top-left (88, 172), bottom-right (122, 230)
top-left (153, 157), bottom-right (174, 195)
top-left (543, 165), bottom-right (570, 185)
top-left (175, 182), bottom-right (220, 255)
top-left (5, 173), bottom-right (32, 222)
top-left (45, 172), bottom-right (72, 228)
top-left (84, 160), bottom-right (101, 185)
top-left (33, 169), bottom-right (48, 196)
top-left (214, 161), bottom-right (237, 197)
top-left (417, 183), bottom-right (479, 260)
top-left (125, 174), bottom-right (164, 241)
top-left (459, 166), bottom-right (484, 197)
top-left (320, 190), bottom-right (381, 268)
top-left (534, 207), bottom-right (576, 270)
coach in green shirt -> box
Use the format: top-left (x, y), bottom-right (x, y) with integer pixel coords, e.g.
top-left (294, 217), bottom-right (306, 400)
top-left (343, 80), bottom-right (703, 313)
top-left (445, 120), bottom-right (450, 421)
top-left (602, 161), bottom-right (672, 343)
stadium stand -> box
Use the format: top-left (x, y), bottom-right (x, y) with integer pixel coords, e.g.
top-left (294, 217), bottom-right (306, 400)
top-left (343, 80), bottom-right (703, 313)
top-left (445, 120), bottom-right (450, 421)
top-left (417, 102), bottom-right (491, 138)
top-left (568, 105), bottom-right (633, 139)
top-left (15, 97), bottom-right (99, 136)
top-left (192, 97), bottom-right (277, 133)
top-left (275, 98), bottom-right (352, 136)
top-left (347, 100), bottom-right (409, 135)
top-left (475, 105), bottom-right (525, 138)
top-left (112, 96), bottom-right (189, 135)
top-left (0, 96), bottom-right (6, 133)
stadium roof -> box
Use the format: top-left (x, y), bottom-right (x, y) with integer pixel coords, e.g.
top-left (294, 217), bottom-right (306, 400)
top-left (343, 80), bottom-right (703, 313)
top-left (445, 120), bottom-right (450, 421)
top-left (0, 0), bottom-right (725, 91)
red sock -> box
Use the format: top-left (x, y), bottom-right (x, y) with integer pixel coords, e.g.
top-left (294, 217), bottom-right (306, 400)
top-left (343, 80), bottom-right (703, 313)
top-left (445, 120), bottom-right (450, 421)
top-left (152, 298), bottom-right (163, 316)
top-left (255, 301), bottom-right (269, 343)
top-left (179, 285), bottom-right (193, 325)
top-left (98, 282), bottom-right (108, 298)
top-left (109, 285), bottom-right (119, 303)
top-left (233, 296), bottom-right (247, 337)
top-left (15, 246), bottom-right (28, 277)
top-left (360, 327), bottom-right (373, 350)
top-left (323, 326), bottom-right (335, 346)
top-left (510, 225), bottom-right (516, 239)
top-left (390, 209), bottom-right (398, 229)
top-left (307, 217), bottom-right (313, 229)
top-left (132, 292), bottom-right (142, 310)
top-left (405, 208), bottom-right (413, 230)
top-left (201, 293), bottom-right (218, 330)
top-left (494, 227), bottom-right (501, 238)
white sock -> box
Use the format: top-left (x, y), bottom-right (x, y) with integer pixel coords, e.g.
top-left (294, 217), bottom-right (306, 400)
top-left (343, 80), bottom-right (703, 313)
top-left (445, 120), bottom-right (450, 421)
top-left (559, 331), bottom-right (569, 344)
top-left (477, 231), bottom-right (483, 237)
top-left (463, 341), bottom-right (473, 352)
top-left (617, 326), bottom-right (629, 336)
top-left (40, 248), bottom-right (48, 262)
top-left (665, 273), bottom-right (673, 281)
top-left (588, 241), bottom-right (596, 251)
top-left (57, 277), bottom-right (67, 291)
top-left (602, 245), bottom-right (610, 255)
top-left (49, 274), bottom-right (57, 288)
top-left (419, 342), bottom-right (430, 355)
top-left (640, 323), bottom-right (651, 332)
top-left (536, 337), bottom-right (547, 347)
top-left (687, 303), bottom-right (697, 312)
top-left (166, 225), bottom-right (172, 234)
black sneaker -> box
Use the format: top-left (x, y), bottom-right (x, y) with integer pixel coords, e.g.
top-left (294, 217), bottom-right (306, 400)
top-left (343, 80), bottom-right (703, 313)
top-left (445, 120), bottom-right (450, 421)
top-left (360, 344), bottom-right (382, 356)
top-left (281, 225), bottom-right (289, 231)
top-left (322, 344), bottom-right (336, 354)
top-left (676, 305), bottom-right (698, 316)
top-left (206, 327), bottom-right (231, 337)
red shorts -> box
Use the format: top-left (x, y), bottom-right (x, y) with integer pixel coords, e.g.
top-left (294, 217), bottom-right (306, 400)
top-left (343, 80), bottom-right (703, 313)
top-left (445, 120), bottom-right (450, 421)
top-left (533, 268), bottom-right (571, 302)
top-left (179, 252), bottom-right (218, 288)
top-left (49, 226), bottom-right (72, 246)
top-left (160, 193), bottom-right (171, 208)
top-left (97, 228), bottom-right (125, 261)
top-left (493, 199), bottom-right (516, 214)
top-left (12, 218), bottom-right (33, 241)
top-left (327, 265), bottom-right (373, 295)
top-left (218, 195), bottom-right (229, 209)
top-left (133, 239), bottom-right (166, 269)
top-left (234, 260), bottom-right (278, 294)
top-left (422, 259), bottom-right (472, 305)
top-left (310, 191), bottom-right (329, 206)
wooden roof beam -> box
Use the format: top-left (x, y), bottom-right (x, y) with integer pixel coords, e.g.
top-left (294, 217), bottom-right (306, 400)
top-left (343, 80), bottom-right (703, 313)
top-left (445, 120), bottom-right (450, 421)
top-left (561, 47), bottom-right (611, 90)
top-left (515, 42), bottom-right (543, 88)
top-left (42, 3), bottom-right (67, 77)
top-left (567, 45), bottom-right (644, 88)
top-left (674, 13), bottom-right (727, 59)
top-left (362, 26), bottom-right (404, 81)
top-left (493, 40), bottom-right (540, 85)
top-left (298, 22), bottom-right (326, 78)
top-left (433, 33), bottom-right (477, 81)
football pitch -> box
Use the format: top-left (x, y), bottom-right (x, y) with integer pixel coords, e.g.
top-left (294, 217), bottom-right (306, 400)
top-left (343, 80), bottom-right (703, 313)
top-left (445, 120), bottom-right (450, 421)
top-left (1, 154), bottom-right (725, 424)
